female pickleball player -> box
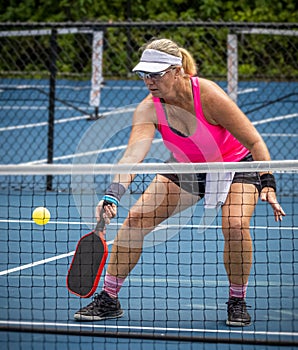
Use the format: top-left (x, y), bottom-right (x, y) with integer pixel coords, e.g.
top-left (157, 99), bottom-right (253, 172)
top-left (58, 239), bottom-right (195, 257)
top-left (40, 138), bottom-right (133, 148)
top-left (74, 38), bottom-right (285, 326)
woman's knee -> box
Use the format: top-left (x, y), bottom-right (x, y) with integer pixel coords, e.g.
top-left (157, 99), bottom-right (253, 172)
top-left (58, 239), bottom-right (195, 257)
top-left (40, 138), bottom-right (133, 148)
top-left (222, 217), bottom-right (251, 241)
top-left (124, 209), bottom-right (157, 230)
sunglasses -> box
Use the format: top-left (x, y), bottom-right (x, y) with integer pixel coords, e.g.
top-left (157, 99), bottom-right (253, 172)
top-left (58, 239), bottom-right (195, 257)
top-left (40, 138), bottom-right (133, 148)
top-left (136, 67), bottom-right (175, 80)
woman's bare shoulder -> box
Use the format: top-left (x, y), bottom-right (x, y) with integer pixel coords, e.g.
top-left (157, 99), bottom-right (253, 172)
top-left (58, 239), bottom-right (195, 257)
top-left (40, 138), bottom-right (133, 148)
top-left (198, 77), bottom-right (226, 96)
top-left (197, 78), bottom-right (231, 124)
top-left (133, 94), bottom-right (157, 125)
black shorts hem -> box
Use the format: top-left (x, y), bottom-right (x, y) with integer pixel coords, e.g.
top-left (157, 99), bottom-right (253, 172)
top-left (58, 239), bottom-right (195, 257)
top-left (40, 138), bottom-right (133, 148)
top-left (159, 153), bottom-right (261, 197)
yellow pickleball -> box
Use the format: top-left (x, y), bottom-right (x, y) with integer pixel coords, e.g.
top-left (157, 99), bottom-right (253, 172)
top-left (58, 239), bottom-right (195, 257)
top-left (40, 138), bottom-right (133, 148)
top-left (32, 207), bottom-right (51, 225)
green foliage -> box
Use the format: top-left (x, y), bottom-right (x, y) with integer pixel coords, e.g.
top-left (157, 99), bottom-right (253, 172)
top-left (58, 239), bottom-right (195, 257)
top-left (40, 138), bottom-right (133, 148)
top-left (0, 0), bottom-right (297, 22)
top-left (0, 1), bottom-right (297, 80)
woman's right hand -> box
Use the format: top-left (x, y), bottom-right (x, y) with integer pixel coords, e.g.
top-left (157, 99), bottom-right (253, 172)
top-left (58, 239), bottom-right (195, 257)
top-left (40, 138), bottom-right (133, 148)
top-left (96, 199), bottom-right (118, 225)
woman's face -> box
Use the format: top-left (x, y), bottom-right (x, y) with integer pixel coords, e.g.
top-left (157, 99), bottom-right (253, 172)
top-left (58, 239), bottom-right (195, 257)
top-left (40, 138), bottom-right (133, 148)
top-left (141, 67), bottom-right (178, 98)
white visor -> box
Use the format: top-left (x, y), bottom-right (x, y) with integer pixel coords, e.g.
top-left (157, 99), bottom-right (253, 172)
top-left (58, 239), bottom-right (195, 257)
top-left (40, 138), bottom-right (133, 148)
top-left (132, 49), bottom-right (182, 73)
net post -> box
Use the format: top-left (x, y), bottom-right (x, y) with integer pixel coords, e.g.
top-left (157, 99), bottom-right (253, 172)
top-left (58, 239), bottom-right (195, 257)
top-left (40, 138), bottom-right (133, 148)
top-left (46, 28), bottom-right (58, 191)
top-left (227, 32), bottom-right (238, 103)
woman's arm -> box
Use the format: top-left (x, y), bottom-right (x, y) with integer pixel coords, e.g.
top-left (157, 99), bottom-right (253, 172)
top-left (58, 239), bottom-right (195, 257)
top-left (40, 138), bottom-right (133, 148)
top-left (200, 78), bottom-right (285, 221)
top-left (97, 97), bottom-right (156, 222)
top-left (112, 97), bottom-right (156, 189)
top-left (200, 78), bottom-right (270, 163)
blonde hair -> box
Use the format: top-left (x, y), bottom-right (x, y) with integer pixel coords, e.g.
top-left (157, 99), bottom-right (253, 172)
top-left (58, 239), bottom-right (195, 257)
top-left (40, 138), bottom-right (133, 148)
top-left (143, 38), bottom-right (197, 76)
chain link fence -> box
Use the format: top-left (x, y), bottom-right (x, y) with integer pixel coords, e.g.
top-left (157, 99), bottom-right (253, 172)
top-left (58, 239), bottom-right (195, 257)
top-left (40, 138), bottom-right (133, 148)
top-left (0, 22), bottom-right (297, 170)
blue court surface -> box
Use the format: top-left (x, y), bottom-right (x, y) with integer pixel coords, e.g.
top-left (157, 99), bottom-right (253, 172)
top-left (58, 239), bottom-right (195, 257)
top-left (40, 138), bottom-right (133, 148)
top-left (0, 79), bottom-right (297, 349)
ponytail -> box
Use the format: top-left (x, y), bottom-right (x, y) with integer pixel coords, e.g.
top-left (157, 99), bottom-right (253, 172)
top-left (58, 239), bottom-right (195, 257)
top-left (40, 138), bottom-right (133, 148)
top-left (179, 47), bottom-right (197, 76)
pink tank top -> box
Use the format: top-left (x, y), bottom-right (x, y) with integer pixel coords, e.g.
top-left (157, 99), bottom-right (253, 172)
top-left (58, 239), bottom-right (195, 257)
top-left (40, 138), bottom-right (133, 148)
top-left (153, 76), bottom-right (249, 163)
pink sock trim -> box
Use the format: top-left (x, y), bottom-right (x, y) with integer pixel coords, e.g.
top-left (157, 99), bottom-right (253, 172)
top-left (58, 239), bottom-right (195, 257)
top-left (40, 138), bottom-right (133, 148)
top-left (103, 272), bottom-right (125, 299)
top-left (229, 282), bottom-right (248, 298)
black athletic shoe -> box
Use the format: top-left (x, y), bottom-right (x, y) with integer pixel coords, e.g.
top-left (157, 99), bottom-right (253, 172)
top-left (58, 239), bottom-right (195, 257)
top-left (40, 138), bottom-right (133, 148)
top-left (226, 297), bottom-right (251, 326)
top-left (74, 291), bottom-right (124, 321)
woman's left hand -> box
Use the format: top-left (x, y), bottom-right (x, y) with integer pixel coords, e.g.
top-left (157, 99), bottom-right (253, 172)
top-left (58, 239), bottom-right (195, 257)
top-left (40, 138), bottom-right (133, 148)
top-left (260, 187), bottom-right (286, 222)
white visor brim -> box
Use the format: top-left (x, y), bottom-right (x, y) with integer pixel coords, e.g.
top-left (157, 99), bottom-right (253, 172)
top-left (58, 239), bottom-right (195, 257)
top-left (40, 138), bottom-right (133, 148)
top-left (132, 49), bottom-right (182, 73)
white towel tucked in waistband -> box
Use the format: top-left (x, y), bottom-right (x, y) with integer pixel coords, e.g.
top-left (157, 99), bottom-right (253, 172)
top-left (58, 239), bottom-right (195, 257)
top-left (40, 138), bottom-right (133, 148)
top-left (196, 172), bottom-right (235, 234)
top-left (204, 172), bottom-right (235, 209)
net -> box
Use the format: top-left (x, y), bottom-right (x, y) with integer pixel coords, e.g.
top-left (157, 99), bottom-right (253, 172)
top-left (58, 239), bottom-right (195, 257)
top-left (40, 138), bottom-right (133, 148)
top-left (0, 162), bottom-right (297, 347)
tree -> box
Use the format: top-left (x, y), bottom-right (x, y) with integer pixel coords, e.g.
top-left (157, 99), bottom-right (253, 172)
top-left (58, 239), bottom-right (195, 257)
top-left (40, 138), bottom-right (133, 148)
top-left (0, 0), bottom-right (297, 22)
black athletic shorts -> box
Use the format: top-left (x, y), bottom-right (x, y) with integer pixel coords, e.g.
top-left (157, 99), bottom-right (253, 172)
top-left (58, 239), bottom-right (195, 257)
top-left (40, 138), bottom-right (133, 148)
top-left (159, 153), bottom-right (261, 198)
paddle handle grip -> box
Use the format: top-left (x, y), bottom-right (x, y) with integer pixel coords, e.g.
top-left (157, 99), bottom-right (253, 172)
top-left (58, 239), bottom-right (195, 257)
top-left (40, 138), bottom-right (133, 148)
top-left (95, 199), bottom-right (110, 233)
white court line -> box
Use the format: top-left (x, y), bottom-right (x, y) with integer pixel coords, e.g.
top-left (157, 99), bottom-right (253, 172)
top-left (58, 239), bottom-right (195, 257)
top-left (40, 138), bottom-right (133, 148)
top-left (0, 220), bottom-right (116, 277)
top-left (21, 138), bottom-right (163, 165)
top-left (1, 218), bottom-right (297, 231)
top-left (0, 84), bottom-right (148, 91)
top-left (1, 108), bottom-right (297, 168)
top-left (1, 110), bottom-right (297, 133)
top-left (0, 238), bottom-right (115, 276)
top-left (0, 251), bottom-right (75, 276)
top-left (0, 107), bottom-right (135, 133)
top-left (23, 144), bottom-right (128, 164)
top-left (1, 83), bottom-right (248, 92)
top-left (261, 133), bottom-right (298, 137)
top-left (0, 219), bottom-right (85, 225)
top-left (238, 88), bottom-right (259, 94)
top-left (0, 219), bottom-right (296, 276)
top-left (0, 320), bottom-right (297, 338)
top-left (150, 223), bottom-right (298, 231)
top-left (252, 113), bottom-right (298, 125)
top-left (0, 84), bottom-right (91, 90)
top-left (0, 115), bottom-right (90, 132)
top-left (0, 106), bottom-right (91, 110)
top-left (19, 131), bottom-right (296, 164)
top-left (0, 105), bottom-right (115, 111)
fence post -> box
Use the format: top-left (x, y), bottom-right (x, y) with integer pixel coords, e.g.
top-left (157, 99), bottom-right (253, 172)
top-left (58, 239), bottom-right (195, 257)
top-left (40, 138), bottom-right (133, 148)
top-left (46, 28), bottom-right (57, 191)
top-left (89, 30), bottom-right (103, 119)
top-left (227, 33), bottom-right (238, 103)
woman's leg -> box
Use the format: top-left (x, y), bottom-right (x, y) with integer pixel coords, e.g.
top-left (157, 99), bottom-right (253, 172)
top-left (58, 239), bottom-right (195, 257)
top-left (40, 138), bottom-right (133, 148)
top-left (74, 174), bottom-right (199, 321)
top-left (222, 182), bottom-right (258, 326)
top-left (107, 174), bottom-right (199, 278)
top-left (222, 182), bottom-right (258, 287)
